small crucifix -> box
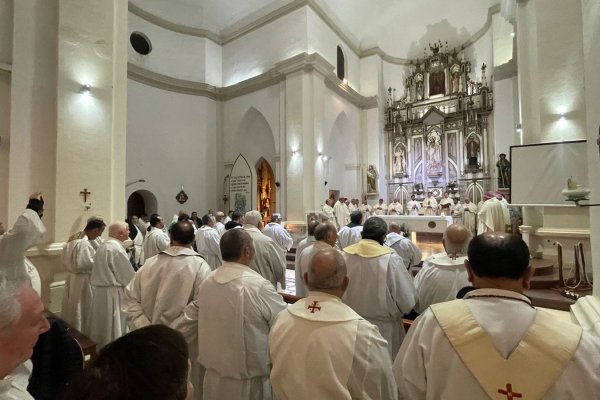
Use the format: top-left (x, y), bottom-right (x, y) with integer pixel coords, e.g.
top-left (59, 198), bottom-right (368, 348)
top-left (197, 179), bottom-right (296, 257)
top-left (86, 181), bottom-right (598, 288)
top-left (307, 300), bottom-right (321, 313)
top-left (80, 188), bottom-right (91, 203)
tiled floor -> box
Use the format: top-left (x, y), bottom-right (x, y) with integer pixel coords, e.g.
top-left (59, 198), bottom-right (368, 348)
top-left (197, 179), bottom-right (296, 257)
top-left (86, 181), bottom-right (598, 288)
top-left (282, 235), bottom-right (444, 296)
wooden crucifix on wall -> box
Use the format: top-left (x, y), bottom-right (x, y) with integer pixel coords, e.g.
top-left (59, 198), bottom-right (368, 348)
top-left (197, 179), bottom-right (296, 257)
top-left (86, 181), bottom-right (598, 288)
top-left (80, 188), bottom-right (91, 203)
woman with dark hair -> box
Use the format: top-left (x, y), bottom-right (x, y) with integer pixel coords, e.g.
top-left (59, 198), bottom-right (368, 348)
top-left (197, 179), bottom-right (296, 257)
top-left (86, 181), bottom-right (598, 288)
top-left (62, 325), bottom-right (192, 400)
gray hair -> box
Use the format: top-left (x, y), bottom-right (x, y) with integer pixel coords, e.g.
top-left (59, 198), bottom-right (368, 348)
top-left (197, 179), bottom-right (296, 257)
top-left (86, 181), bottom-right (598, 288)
top-left (0, 275), bottom-right (29, 336)
top-left (307, 248), bottom-right (347, 290)
top-left (244, 210), bottom-right (263, 227)
top-left (108, 221), bottom-right (128, 239)
top-left (314, 223), bottom-right (336, 241)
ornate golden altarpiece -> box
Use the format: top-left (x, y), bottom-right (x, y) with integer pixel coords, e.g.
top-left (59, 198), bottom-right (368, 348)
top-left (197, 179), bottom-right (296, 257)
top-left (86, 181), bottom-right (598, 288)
top-left (384, 41), bottom-right (493, 205)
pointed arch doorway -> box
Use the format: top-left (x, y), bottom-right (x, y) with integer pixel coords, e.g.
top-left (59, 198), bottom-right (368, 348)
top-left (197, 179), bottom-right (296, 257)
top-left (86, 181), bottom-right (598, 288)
top-left (256, 158), bottom-right (276, 224)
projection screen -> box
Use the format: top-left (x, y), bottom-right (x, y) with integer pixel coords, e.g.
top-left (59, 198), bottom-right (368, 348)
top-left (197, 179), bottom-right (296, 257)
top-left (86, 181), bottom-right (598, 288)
top-left (510, 140), bottom-right (588, 205)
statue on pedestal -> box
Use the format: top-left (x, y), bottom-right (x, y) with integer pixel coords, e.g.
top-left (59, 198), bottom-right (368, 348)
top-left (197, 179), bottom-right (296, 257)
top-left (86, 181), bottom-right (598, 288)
top-left (497, 153), bottom-right (511, 187)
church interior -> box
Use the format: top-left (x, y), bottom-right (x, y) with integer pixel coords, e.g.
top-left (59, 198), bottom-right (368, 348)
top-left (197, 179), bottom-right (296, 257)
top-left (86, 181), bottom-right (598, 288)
top-left (1, 0), bottom-right (600, 366)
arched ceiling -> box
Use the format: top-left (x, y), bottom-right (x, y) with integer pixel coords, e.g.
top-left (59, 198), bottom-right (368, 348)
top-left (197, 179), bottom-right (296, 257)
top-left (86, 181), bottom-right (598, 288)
top-left (131, 0), bottom-right (501, 59)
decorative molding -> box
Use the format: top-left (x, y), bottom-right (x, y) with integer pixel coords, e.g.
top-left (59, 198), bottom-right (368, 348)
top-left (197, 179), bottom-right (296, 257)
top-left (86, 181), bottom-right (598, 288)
top-left (128, 1), bottom-right (498, 64)
top-left (345, 164), bottom-right (361, 171)
top-left (0, 62), bottom-right (12, 73)
top-left (571, 296), bottom-right (600, 337)
top-left (26, 242), bottom-right (66, 257)
top-left (129, 53), bottom-right (377, 109)
top-left (493, 59), bottom-right (518, 80)
top-left (222, 0), bottom-right (308, 45)
top-left (534, 227), bottom-right (591, 238)
top-left (128, 63), bottom-right (221, 99)
top-left (128, 2), bottom-right (222, 44)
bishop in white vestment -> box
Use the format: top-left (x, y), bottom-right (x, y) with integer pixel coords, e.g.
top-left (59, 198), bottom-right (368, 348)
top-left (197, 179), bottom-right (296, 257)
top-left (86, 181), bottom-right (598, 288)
top-left (438, 193), bottom-right (453, 216)
top-left (321, 198), bottom-right (337, 228)
top-left (451, 199), bottom-right (464, 224)
top-left (270, 248), bottom-right (397, 400)
top-left (333, 198), bottom-right (349, 229)
top-left (373, 199), bottom-right (388, 216)
top-left (387, 199), bottom-right (404, 215)
top-left (463, 197), bottom-right (478, 234)
top-left (477, 193), bottom-right (506, 234)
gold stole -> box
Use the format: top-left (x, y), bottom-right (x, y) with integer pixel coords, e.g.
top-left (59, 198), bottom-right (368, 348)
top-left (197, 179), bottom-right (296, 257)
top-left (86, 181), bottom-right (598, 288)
top-left (431, 300), bottom-right (582, 400)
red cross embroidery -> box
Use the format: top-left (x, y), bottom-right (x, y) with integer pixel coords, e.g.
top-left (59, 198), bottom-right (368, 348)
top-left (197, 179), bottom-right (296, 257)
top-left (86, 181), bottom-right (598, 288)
top-left (498, 383), bottom-right (522, 399)
top-left (307, 300), bottom-right (321, 313)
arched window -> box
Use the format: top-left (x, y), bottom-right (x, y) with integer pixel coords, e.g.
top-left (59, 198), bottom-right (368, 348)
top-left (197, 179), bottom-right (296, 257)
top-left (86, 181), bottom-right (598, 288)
top-left (336, 46), bottom-right (345, 81)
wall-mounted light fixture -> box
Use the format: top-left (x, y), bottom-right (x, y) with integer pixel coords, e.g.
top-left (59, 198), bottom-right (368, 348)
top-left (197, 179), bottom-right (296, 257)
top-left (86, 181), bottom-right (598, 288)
top-left (291, 150), bottom-right (299, 155)
top-left (79, 84), bottom-right (92, 95)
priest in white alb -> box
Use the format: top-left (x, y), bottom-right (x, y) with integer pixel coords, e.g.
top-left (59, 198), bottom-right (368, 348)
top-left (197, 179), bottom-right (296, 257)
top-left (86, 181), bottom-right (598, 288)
top-left (450, 197), bottom-right (464, 224)
top-left (477, 191), bottom-right (506, 234)
top-left (87, 221), bottom-right (135, 349)
top-left (463, 197), bottom-right (478, 235)
top-left (0, 193), bottom-right (46, 294)
top-left (394, 233), bottom-right (600, 399)
top-left (124, 221), bottom-right (211, 400)
top-left (195, 229), bottom-right (287, 400)
top-left (438, 192), bottom-right (453, 216)
top-left (387, 198), bottom-right (404, 215)
top-left (321, 198), bottom-right (337, 228)
top-left (359, 199), bottom-right (372, 222)
top-left (412, 224), bottom-right (472, 313)
top-left (422, 192), bottom-right (438, 216)
top-left (406, 194), bottom-right (421, 216)
top-left (60, 217), bottom-right (105, 334)
top-left (243, 210), bottom-right (287, 290)
top-left (336, 211), bottom-right (363, 250)
top-left (373, 198), bottom-right (388, 216)
top-left (342, 217), bottom-right (417, 358)
top-left (295, 223), bottom-right (338, 297)
top-left (333, 197), bottom-right (349, 229)
top-left (141, 214), bottom-right (169, 263)
top-left (195, 214), bottom-right (222, 270)
top-left (262, 213), bottom-right (293, 257)
top-left (270, 247), bottom-right (397, 400)
top-left (385, 222), bottom-right (422, 270)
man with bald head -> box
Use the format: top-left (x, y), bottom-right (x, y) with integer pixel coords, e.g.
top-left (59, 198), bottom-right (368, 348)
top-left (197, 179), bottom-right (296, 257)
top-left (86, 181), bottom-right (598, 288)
top-left (412, 224), bottom-right (472, 313)
top-left (295, 222), bottom-right (338, 297)
top-left (88, 221), bottom-right (135, 348)
top-left (385, 222), bottom-right (422, 270)
top-left (270, 247), bottom-right (397, 400)
top-left (243, 210), bottom-right (287, 290)
top-left (394, 233), bottom-right (600, 399)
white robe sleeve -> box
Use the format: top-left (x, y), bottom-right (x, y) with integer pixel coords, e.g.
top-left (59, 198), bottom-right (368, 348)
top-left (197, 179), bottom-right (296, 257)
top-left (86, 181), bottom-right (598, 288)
top-left (123, 273), bottom-right (152, 330)
top-left (257, 280), bottom-right (287, 327)
top-left (387, 254), bottom-right (417, 314)
top-left (393, 313), bottom-right (431, 400)
top-left (348, 320), bottom-right (399, 399)
top-left (0, 209), bottom-right (46, 277)
top-left (111, 247), bottom-right (135, 286)
top-left (74, 241), bottom-right (95, 273)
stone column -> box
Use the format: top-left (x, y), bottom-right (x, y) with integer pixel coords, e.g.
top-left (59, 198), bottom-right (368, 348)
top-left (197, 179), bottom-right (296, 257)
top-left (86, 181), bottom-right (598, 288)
top-left (55, 0), bottom-right (128, 240)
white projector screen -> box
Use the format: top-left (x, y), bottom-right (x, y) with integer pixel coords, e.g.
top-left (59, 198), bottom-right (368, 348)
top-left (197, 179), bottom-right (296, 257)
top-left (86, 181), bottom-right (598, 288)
top-left (510, 140), bottom-right (588, 205)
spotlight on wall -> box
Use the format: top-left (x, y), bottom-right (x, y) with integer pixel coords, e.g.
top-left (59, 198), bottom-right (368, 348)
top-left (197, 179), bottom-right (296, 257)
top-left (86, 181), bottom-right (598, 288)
top-left (559, 111), bottom-right (565, 121)
top-left (342, 78), bottom-right (348, 85)
top-left (79, 84), bottom-right (92, 95)
top-left (291, 150), bottom-right (299, 155)
top-left (322, 155), bottom-right (330, 162)
top-left (510, 32), bottom-right (515, 37)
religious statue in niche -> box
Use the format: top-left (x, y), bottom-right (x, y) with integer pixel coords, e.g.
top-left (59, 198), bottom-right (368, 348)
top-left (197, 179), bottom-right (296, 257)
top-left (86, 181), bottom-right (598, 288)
top-left (466, 137), bottom-right (480, 167)
top-left (367, 164), bottom-right (378, 194)
top-left (450, 64), bottom-right (461, 94)
top-left (415, 74), bottom-right (424, 101)
top-left (497, 153), bottom-right (511, 188)
top-left (426, 131), bottom-right (442, 175)
top-left (393, 144), bottom-right (407, 176)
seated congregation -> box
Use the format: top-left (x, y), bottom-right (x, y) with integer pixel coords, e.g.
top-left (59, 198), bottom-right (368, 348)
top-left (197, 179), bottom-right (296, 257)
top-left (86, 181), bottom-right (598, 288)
top-left (1, 194), bottom-right (600, 400)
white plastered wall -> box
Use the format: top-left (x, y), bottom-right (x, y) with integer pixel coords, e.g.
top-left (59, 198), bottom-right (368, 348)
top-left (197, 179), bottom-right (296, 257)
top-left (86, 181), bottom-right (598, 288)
top-left (307, 7), bottom-right (360, 90)
top-left (222, 7), bottom-right (308, 86)
top-left (126, 80), bottom-right (218, 217)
